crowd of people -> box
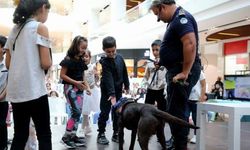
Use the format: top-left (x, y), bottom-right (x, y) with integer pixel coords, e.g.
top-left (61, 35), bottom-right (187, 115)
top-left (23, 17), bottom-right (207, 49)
top-left (0, 0), bottom-right (226, 150)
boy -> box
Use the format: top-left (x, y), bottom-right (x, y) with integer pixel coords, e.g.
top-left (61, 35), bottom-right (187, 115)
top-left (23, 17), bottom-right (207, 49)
top-left (144, 39), bottom-right (167, 111)
top-left (0, 35), bottom-right (8, 150)
top-left (97, 36), bottom-right (130, 145)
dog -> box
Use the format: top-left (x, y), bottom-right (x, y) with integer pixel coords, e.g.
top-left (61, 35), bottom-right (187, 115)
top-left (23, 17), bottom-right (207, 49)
top-left (113, 97), bottom-right (199, 150)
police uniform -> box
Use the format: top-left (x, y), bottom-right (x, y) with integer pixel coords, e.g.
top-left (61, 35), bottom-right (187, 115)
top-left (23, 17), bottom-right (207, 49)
top-left (159, 7), bottom-right (201, 149)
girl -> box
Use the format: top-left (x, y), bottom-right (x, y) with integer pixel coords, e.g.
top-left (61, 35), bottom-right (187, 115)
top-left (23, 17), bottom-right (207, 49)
top-left (59, 36), bottom-right (90, 148)
top-left (81, 50), bottom-right (101, 136)
top-left (0, 35), bottom-right (8, 150)
top-left (4, 0), bottom-right (52, 149)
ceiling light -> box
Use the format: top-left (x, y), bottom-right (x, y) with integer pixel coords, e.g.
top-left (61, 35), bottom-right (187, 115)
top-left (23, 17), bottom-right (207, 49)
top-left (218, 32), bottom-right (240, 36)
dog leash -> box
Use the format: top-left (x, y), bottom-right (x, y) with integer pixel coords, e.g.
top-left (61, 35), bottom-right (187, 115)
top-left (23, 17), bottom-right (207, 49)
top-left (166, 80), bottom-right (189, 111)
top-left (138, 57), bottom-right (161, 88)
top-left (136, 57), bottom-right (156, 68)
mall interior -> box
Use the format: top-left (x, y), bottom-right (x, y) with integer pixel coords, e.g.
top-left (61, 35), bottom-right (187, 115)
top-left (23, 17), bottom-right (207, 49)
top-left (0, 0), bottom-right (250, 150)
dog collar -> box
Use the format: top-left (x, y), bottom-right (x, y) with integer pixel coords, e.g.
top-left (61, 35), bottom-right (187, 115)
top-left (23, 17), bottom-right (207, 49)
top-left (112, 97), bottom-right (129, 111)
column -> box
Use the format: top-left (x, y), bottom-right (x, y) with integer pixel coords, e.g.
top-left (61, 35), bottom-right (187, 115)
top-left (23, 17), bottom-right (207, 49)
top-left (88, 9), bottom-right (100, 36)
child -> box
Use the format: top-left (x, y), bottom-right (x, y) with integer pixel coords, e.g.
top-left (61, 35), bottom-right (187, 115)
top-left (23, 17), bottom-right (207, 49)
top-left (4, 1), bottom-right (52, 149)
top-left (143, 39), bottom-right (167, 111)
top-left (81, 50), bottom-right (101, 136)
top-left (0, 35), bottom-right (8, 150)
top-left (97, 36), bottom-right (130, 145)
top-left (59, 36), bottom-right (90, 149)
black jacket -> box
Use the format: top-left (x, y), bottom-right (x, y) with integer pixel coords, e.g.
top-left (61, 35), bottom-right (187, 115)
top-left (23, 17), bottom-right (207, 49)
top-left (100, 54), bottom-right (130, 97)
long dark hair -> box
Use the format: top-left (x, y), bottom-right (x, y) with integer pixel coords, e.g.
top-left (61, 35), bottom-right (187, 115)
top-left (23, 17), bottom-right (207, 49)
top-left (67, 36), bottom-right (88, 59)
top-left (0, 35), bottom-right (7, 48)
top-left (13, 0), bottom-right (51, 24)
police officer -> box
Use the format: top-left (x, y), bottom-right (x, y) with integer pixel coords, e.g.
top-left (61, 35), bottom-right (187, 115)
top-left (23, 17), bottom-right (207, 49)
top-left (150, 0), bottom-right (201, 150)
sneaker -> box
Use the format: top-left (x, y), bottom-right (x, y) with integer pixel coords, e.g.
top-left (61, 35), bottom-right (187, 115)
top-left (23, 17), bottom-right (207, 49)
top-left (190, 135), bottom-right (196, 144)
top-left (97, 133), bottom-right (109, 145)
top-left (84, 126), bottom-right (92, 135)
top-left (111, 132), bottom-right (119, 143)
top-left (78, 129), bottom-right (86, 137)
top-left (71, 135), bottom-right (86, 147)
top-left (7, 139), bottom-right (12, 145)
top-left (167, 146), bottom-right (175, 150)
top-left (79, 128), bottom-right (84, 134)
top-left (61, 136), bottom-right (76, 149)
top-left (166, 136), bottom-right (174, 147)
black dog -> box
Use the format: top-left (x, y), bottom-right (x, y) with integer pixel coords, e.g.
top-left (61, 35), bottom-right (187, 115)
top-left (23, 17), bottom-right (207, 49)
top-left (113, 97), bottom-right (199, 150)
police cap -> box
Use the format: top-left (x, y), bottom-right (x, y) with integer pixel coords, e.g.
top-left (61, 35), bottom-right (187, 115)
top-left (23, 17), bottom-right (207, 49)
top-left (151, 0), bottom-right (176, 8)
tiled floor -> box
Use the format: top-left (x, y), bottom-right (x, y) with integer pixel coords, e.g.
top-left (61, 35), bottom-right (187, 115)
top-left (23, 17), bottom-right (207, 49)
top-left (7, 119), bottom-right (250, 150)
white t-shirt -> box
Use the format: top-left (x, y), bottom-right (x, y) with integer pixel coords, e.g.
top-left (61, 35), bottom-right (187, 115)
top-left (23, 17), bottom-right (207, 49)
top-left (4, 19), bottom-right (51, 103)
top-left (189, 71), bottom-right (205, 101)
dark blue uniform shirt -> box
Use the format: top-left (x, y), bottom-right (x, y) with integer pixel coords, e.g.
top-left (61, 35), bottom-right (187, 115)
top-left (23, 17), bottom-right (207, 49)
top-left (159, 7), bottom-right (200, 69)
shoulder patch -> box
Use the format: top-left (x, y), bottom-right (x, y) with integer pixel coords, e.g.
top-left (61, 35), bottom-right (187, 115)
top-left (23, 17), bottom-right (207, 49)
top-left (178, 9), bottom-right (186, 17)
top-left (180, 17), bottom-right (188, 24)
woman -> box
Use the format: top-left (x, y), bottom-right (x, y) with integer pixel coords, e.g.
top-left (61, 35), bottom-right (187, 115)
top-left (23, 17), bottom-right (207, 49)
top-left (4, 0), bottom-right (52, 149)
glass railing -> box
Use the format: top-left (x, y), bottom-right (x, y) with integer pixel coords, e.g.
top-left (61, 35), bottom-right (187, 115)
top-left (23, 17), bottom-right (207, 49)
top-left (122, 0), bottom-right (151, 23)
top-left (122, 0), bottom-right (231, 23)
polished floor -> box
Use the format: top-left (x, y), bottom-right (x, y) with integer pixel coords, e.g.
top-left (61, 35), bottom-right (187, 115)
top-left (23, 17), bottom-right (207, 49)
top-left (7, 118), bottom-right (250, 150)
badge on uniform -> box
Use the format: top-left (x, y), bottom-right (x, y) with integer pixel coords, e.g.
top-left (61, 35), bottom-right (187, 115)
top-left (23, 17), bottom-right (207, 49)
top-left (180, 17), bottom-right (188, 24)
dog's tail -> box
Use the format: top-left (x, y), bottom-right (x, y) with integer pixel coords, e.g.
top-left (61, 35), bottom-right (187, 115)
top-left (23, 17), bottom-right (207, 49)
top-left (155, 110), bottom-right (199, 129)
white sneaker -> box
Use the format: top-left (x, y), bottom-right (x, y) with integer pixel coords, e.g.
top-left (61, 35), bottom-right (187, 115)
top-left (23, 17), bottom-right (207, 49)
top-left (84, 126), bottom-right (92, 135)
top-left (79, 128), bottom-right (84, 133)
top-left (190, 135), bottom-right (196, 144)
top-left (78, 129), bottom-right (86, 137)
